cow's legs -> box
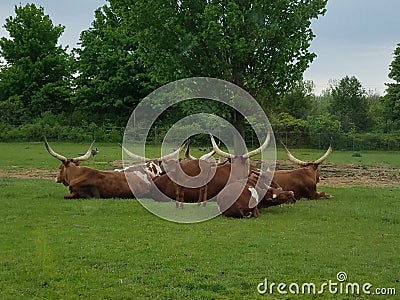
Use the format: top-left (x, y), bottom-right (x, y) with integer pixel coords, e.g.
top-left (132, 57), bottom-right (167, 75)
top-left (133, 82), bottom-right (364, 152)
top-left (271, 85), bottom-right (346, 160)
top-left (64, 193), bottom-right (78, 199)
top-left (308, 190), bottom-right (332, 200)
top-left (175, 184), bottom-right (184, 209)
top-left (198, 185), bottom-right (207, 206)
top-left (317, 191), bottom-right (332, 199)
top-left (65, 186), bottom-right (89, 199)
top-left (251, 206), bottom-right (259, 218)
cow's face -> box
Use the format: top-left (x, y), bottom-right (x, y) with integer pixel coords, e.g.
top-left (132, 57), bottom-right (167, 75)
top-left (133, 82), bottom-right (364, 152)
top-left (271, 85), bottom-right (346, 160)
top-left (56, 160), bottom-right (79, 186)
top-left (269, 188), bottom-right (296, 205)
top-left (307, 163), bottom-right (321, 183)
top-left (230, 156), bottom-right (250, 181)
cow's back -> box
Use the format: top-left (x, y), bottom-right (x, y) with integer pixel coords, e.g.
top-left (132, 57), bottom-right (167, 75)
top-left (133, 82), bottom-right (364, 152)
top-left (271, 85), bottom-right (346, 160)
top-left (273, 168), bottom-right (317, 199)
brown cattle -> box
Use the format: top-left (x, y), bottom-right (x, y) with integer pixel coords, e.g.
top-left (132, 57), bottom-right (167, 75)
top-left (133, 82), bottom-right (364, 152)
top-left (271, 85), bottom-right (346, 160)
top-left (272, 144), bottom-right (333, 200)
top-left (217, 172), bottom-right (296, 218)
top-left (45, 139), bottom-right (152, 199)
top-left (151, 133), bottom-right (271, 208)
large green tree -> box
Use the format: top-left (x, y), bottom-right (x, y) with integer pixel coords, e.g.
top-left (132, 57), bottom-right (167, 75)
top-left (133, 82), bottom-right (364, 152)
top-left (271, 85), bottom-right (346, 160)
top-left (110, 0), bottom-right (327, 137)
top-left (73, 5), bottom-right (154, 126)
top-left (328, 76), bottom-right (372, 133)
top-left (279, 80), bottom-right (314, 119)
top-left (0, 4), bottom-right (73, 124)
top-left (383, 43), bottom-right (400, 130)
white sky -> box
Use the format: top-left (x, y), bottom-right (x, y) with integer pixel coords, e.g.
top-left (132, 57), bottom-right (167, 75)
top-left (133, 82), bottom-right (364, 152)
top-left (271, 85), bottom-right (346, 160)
top-left (1, 0), bottom-right (399, 95)
top-left (304, 0), bottom-right (399, 95)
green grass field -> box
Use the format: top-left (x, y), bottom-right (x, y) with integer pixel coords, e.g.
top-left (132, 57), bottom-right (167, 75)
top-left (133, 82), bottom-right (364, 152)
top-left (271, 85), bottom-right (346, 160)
top-left (0, 142), bottom-right (399, 299)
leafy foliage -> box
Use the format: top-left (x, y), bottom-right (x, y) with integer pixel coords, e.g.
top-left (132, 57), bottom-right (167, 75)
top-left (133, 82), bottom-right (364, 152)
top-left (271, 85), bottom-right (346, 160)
top-left (0, 4), bottom-right (73, 124)
top-left (73, 5), bottom-right (155, 126)
top-left (307, 114), bottom-right (341, 148)
top-left (279, 80), bottom-right (315, 119)
top-left (382, 43), bottom-right (400, 130)
top-left (328, 76), bottom-right (372, 133)
top-left (0, 2), bottom-right (399, 149)
top-left (110, 0), bottom-right (327, 135)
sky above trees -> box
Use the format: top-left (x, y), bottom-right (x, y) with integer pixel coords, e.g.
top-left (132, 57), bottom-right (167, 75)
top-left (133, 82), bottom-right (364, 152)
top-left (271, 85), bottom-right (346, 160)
top-left (0, 0), bottom-right (399, 95)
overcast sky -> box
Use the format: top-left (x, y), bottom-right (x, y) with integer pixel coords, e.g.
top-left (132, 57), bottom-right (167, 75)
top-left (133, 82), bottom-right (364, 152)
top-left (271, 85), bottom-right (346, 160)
top-left (1, 0), bottom-right (399, 95)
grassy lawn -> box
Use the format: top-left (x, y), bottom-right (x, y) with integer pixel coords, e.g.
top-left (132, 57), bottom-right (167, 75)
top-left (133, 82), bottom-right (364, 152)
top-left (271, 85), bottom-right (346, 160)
top-left (0, 142), bottom-right (399, 299)
top-left (0, 179), bottom-right (399, 299)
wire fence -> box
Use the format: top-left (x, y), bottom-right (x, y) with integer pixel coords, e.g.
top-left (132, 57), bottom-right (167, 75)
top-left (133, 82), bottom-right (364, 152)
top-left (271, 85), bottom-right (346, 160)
top-left (1, 123), bottom-right (400, 151)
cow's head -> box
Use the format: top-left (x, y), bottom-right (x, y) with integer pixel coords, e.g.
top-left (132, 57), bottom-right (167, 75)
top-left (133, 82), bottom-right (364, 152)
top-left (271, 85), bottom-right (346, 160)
top-left (209, 132), bottom-right (270, 181)
top-left (257, 187), bottom-right (296, 208)
top-left (269, 188), bottom-right (296, 204)
top-left (44, 138), bottom-right (94, 186)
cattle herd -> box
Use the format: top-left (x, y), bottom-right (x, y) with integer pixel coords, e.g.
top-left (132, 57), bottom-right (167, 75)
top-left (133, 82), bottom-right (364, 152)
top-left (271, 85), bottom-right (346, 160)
top-left (44, 134), bottom-right (332, 218)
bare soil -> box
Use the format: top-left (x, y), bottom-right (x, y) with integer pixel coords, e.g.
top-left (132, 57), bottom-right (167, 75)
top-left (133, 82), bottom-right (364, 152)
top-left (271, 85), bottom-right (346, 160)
top-left (0, 168), bottom-right (58, 180)
top-left (275, 161), bottom-right (400, 188)
top-left (0, 161), bottom-right (399, 187)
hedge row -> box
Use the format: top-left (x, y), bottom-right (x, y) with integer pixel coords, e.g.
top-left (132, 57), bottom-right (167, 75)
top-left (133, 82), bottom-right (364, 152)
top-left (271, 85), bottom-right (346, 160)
top-left (1, 122), bottom-right (400, 151)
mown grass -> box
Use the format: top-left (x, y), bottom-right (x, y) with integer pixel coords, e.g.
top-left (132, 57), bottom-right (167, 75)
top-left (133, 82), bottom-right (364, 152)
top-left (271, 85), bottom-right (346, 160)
top-left (0, 142), bottom-right (399, 298)
top-left (0, 178), bottom-right (399, 299)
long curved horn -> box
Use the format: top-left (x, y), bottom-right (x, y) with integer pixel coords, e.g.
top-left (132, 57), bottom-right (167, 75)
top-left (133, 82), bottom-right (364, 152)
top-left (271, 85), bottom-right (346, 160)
top-left (120, 144), bottom-right (149, 162)
top-left (199, 150), bottom-right (215, 160)
top-left (313, 144), bottom-right (333, 164)
top-left (159, 141), bottom-right (188, 160)
top-left (282, 143), bottom-right (332, 166)
top-left (242, 132), bottom-right (270, 159)
top-left (121, 141), bottom-right (188, 162)
top-left (184, 139), bottom-right (196, 160)
top-left (209, 132), bottom-right (270, 159)
top-left (209, 134), bottom-right (234, 159)
top-left (281, 142), bottom-right (308, 166)
top-left (71, 140), bottom-right (95, 162)
top-left (44, 137), bottom-right (67, 162)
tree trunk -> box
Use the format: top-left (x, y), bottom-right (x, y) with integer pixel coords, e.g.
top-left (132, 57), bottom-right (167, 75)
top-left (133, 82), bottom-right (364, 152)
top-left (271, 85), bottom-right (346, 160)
top-left (230, 71), bottom-right (246, 153)
top-left (231, 109), bottom-right (246, 154)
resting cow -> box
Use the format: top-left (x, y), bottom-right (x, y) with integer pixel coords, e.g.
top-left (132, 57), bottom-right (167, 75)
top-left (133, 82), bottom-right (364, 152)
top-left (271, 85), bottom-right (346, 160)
top-left (45, 139), bottom-right (151, 199)
top-left (217, 171), bottom-right (296, 218)
top-left (152, 133), bottom-right (271, 208)
top-left (272, 144), bottom-right (333, 200)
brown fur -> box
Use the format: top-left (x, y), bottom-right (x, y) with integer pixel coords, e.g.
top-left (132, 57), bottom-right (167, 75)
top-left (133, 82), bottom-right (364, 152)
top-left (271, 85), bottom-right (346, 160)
top-left (152, 156), bottom-right (251, 206)
top-left (273, 164), bottom-right (331, 200)
top-left (217, 174), bottom-right (296, 218)
top-left (56, 160), bottom-right (151, 199)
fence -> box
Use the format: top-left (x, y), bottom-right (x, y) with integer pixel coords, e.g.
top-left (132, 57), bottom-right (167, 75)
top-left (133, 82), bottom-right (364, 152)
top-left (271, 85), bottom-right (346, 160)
top-left (1, 122), bottom-right (400, 151)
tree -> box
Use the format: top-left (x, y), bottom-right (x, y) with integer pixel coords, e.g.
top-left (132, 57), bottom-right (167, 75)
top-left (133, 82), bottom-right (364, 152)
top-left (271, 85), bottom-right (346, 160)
top-left (328, 76), bottom-right (372, 133)
top-left (110, 0), bottom-right (327, 137)
top-left (73, 5), bottom-right (154, 126)
top-left (383, 43), bottom-right (400, 130)
top-left (0, 4), bottom-right (73, 124)
top-left (307, 114), bottom-right (341, 148)
top-left (279, 80), bottom-right (314, 119)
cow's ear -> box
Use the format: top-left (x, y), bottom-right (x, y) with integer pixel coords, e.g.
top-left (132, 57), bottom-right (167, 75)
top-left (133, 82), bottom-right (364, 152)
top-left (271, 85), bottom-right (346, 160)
top-left (75, 161), bottom-right (81, 166)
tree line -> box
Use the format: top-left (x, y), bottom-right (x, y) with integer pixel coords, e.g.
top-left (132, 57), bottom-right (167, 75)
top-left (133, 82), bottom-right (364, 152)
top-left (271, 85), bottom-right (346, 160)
top-left (0, 2), bottom-right (400, 150)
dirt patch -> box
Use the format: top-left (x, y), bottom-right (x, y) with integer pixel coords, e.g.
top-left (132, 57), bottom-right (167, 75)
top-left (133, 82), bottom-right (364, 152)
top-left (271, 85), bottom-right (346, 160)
top-left (0, 168), bottom-right (57, 180)
top-left (0, 161), bottom-right (399, 187)
top-left (320, 164), bottom-right (400, 187)
top-left (274, 161), bottom-right (400, 188)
